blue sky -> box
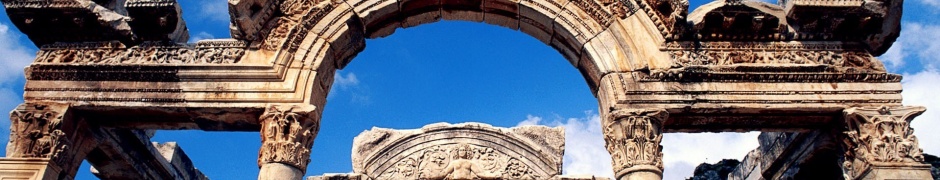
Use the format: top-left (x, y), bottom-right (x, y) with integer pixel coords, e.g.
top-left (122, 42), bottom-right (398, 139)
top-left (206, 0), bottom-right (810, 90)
top-left (0, 0), bottom-right (938, 179)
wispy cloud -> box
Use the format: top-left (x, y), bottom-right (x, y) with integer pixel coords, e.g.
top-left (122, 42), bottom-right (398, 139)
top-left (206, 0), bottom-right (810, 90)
top-left (195, 0), bottom-right (230, 23)
top-left (334, 72), bottom-right (360, 90)
top-left (879, 23), bottom-right (940, 72)
top-left (0, 23), bottom-right (35, 83)
top-left (516, 112), bottom-right (757, 180)
top-left (329, 71), bottom-right (370, 105)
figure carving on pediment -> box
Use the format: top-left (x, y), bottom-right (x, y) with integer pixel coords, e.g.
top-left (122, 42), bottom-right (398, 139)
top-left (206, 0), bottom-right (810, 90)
top-left (421, 144), bottom-right (504, 180)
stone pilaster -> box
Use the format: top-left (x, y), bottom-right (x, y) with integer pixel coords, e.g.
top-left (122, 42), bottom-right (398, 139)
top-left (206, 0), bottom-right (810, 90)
top-left (841, 106), bottom-right (933, 180)
top-left (3, 103), bottom-right (86, 180)
top-left (257, 104), bottom-right (320, 180)
top-left (602, 109), bottom-right (667, 180)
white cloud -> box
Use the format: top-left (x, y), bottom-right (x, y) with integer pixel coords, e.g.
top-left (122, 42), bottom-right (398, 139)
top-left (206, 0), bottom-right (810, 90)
top-left (902, 69), bottom-right (940, 156)
top-left (328, 71), bottom-right (370, 105)
top-left (516, 115), bottom-right (542, 126)
top-left (0, 23), bottom-right (35, 83)
top-left (189, 31), bottom-right (215, 43)
top-left (661, 132), bottom-right (760, 180)
top-left (334, 72), bottom-right (360, 89)
top-left (197, 0), bottom-right (230, 22)
top-left (879, 23), bottom-right (940, 72)
top-left (517, 112), bottom-right (758, 180)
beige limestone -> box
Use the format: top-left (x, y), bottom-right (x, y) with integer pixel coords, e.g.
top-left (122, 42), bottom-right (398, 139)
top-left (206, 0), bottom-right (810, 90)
top-left (0, 0), bottom-right (929, 179)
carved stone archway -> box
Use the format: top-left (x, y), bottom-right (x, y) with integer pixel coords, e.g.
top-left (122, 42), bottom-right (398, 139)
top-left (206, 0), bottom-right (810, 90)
top-left (0, 0), bottom-right (931, 179)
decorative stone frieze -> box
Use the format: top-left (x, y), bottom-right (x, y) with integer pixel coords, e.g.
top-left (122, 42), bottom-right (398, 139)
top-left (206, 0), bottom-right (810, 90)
top-left (841, 106), bottom-right (928, 178)
top-left (258, 104), bottom-right (320, 170)
top-left (603, 109), bottom-right (667, 179)
top-left (34, 40), bottom-right (246, 64)
top-left (662, 41), bottom-right (886, 73)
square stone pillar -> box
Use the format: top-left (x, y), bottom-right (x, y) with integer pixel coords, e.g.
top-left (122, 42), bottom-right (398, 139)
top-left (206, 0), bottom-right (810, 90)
top-left (602, 109), bottom-right (667, 180)
top-left (841, 106), bottom-right (933, 180)
top-left (0, 158), bottom-right (65, 179)
top-left (2, 103), bottom-right (94, 180)
top-left (257, 104), bottom-right (321, 180)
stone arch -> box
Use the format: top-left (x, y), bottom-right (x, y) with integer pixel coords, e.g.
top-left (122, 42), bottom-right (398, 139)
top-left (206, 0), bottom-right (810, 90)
top-left (241, 0), bottom-right (675, 98)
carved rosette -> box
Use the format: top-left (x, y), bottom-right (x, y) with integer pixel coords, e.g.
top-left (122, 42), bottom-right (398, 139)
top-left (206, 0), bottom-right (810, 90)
top-left (603, 109), bottom-right (667, 178)
top-left (6, 103), bottom-right (73, 166)
top-left (841, 106), bottom-right (926, 178)
top-left (258, 104), bottom-right (320, 170)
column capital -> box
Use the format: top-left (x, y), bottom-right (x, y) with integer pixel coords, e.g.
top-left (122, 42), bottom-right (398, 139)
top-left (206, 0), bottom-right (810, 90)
top-left (603, 108), bottom-right (668, 179)
top-left (841, 106), bottom-right (929, 178)
top-left (7, 103), bottom-right (73, 166)
top-left (258, 104), bottom-right (321, 170)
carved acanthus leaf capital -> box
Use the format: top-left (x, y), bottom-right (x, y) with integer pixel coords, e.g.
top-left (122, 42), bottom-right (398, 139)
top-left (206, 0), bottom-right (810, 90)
top-left (603, 109), bottom-right (668, 178)
top-left (6, 103), bottom-right (74, 166)
top-left (841, 106), bottom-right (926, 178)
top-left (258, 104), bottom-right (321, 170)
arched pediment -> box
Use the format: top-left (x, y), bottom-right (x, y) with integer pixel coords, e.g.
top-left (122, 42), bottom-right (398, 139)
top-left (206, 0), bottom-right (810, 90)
top-left (351, 123), bottom-right (565, 179)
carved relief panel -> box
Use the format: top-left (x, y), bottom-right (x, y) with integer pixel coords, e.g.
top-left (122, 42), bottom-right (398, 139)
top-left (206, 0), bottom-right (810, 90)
top-left (352, 123), bottom-right (564, 180)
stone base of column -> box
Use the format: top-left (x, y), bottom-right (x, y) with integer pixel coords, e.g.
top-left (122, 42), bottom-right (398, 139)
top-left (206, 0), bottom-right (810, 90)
top-left (0, 158), bottom-right (68, 180)
top-left (617, 164), bottom-right (663, 180)
top-left (258, 162), bottom-right (304, 180)
top-left (853, 162), bottom-right (932, 180)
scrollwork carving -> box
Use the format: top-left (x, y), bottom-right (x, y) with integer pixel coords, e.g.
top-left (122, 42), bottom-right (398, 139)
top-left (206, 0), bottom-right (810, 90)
top-left (841, 106), bottom-right (927, 178)
top-left (603, 109), bottom-right (667, 178)
top-left (258, 104), bottom-right (320, 170)
top-left (34, 41), bottom-right (246, 64)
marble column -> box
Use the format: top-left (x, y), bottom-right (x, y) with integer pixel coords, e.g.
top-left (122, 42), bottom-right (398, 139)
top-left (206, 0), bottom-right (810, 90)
top-left (602, 109), bottom-right (667, 180)
top-left (1, 103), bottom-right (92, 180)
top-left (841, 106), bottom-right (933, 180)
top-left (257, 104), bottom-right (320, 180)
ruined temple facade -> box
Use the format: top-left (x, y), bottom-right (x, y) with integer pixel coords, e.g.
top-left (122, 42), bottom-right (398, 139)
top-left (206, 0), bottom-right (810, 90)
top-left (0, 0), bottom-right (931, 179)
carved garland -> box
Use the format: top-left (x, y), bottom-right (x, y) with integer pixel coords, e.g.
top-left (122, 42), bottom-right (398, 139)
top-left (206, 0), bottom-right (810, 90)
top-left (842, 106), bottom-right (926, 178)
top-left (258, 105), bottom-right (320, 170)
top-left (7, 103), bottom-right (73, 166)
top-left (604, 109), bottom-right (667, 178)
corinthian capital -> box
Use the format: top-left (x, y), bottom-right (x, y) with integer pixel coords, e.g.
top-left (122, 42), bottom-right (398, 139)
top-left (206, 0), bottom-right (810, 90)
top-left (258, 104), bottom-right (320, 170)
top-left (6, 103), bottom-right (73, 166)
top-left (842, 106), bottom-right (926, 178)
top-left (603, 109), bottom-right (668, 179)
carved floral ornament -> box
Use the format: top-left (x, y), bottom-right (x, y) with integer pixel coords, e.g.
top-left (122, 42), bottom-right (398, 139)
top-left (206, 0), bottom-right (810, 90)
top-left (377, 143), bottom-right (539, 180)
top-left (7, 103), bottom-right (73, 166)
top-left (841, 106), bottom-right (926, 178)
top-left (258, 104), bottom-right (320, 169)
top-left (603, 109), bottom-right (668, 177)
